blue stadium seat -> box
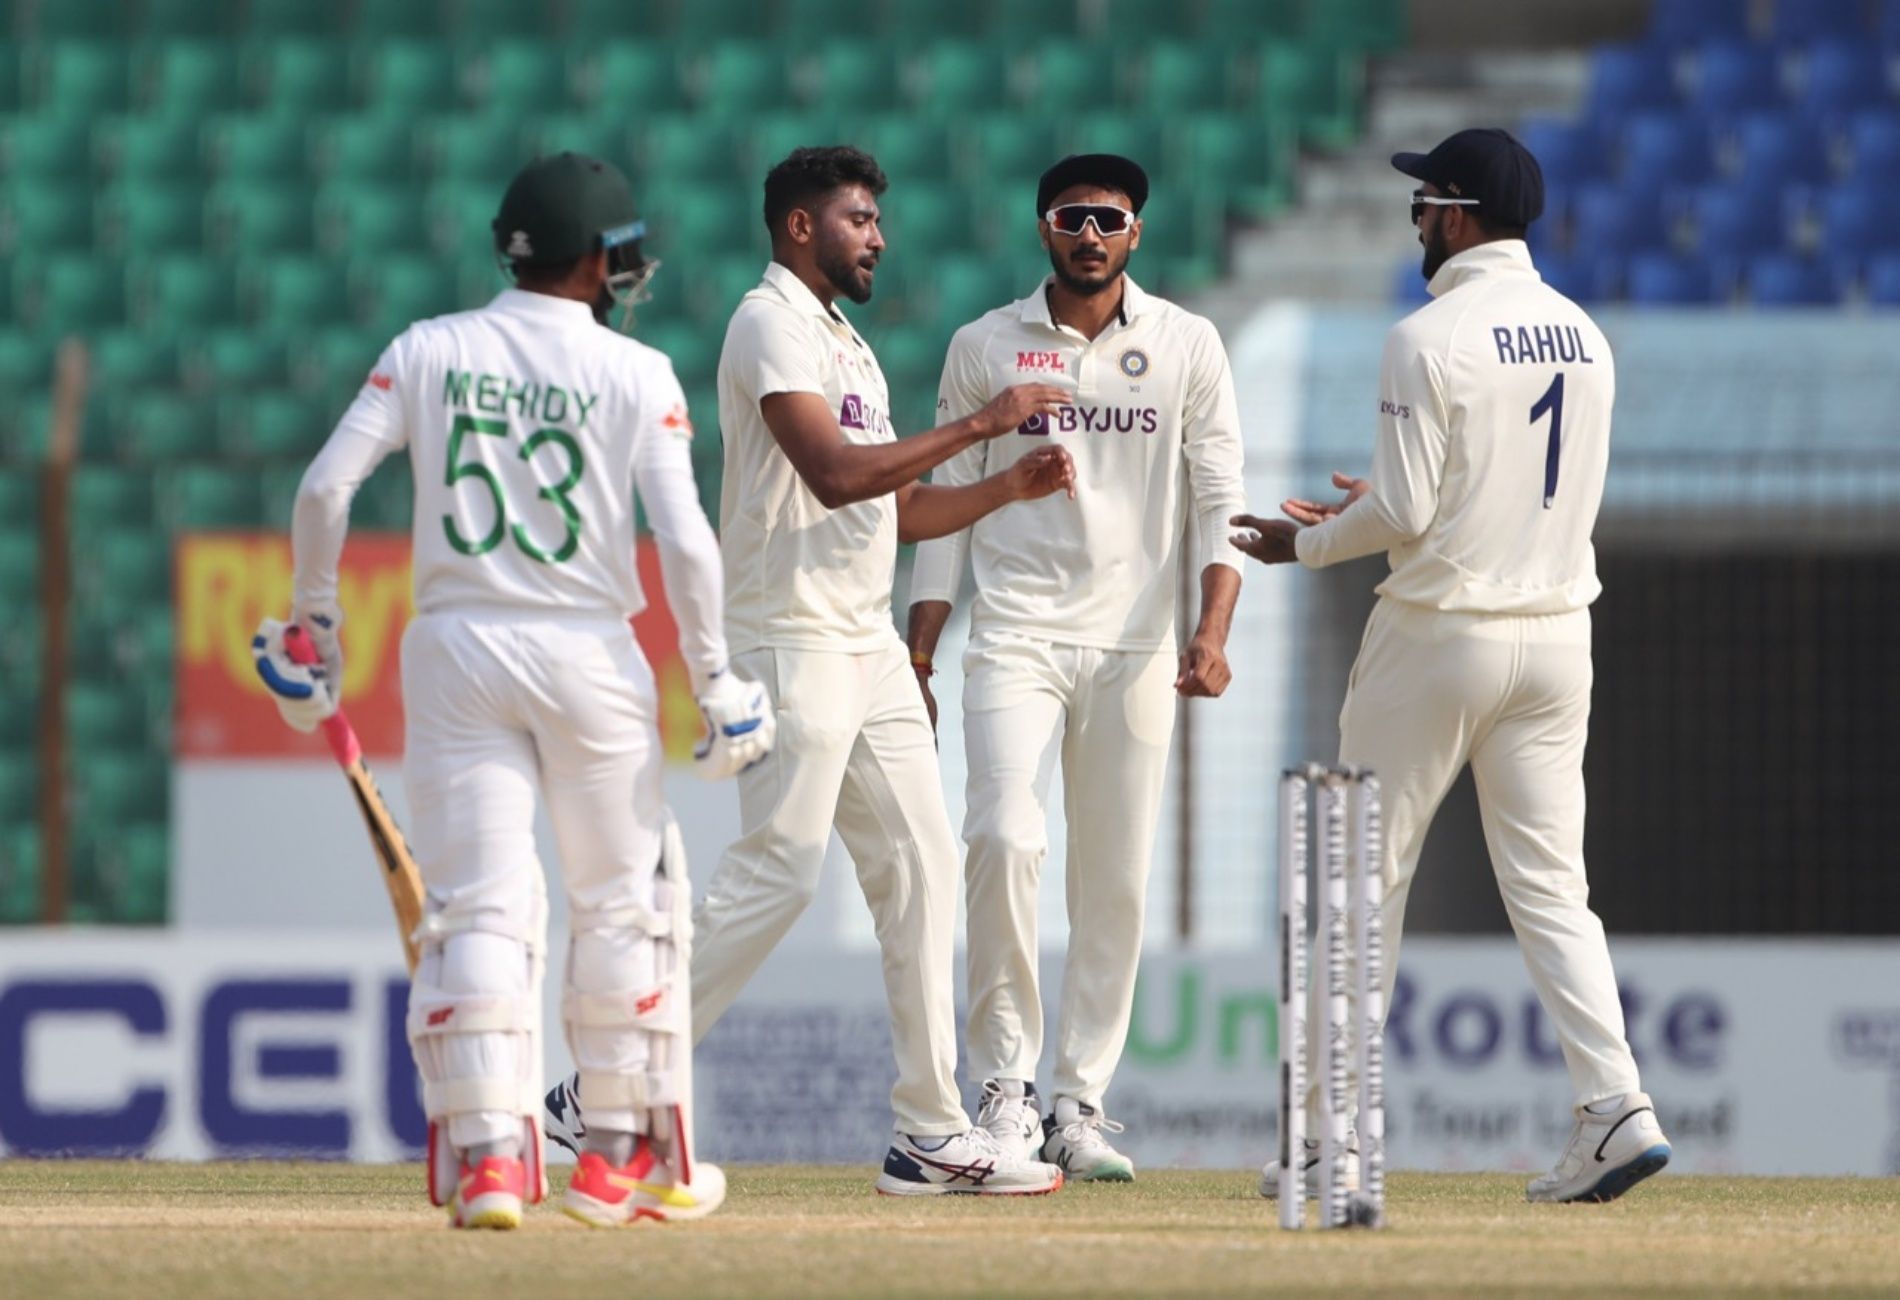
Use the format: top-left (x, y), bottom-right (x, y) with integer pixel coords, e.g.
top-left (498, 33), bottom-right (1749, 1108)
top-left (1727, 113), bottom-right (1830, 188)
top-left (1688, 41), bottom-right (1784, 119)
top-left (1866, 253), bottom-right (1900, 304)
top-left (1649, 0), bottom-right (1750, 49)
top-left (1744, 253), bottom-right (1839, 305)
top-left (1691, 183), bottom-right (1790, 263)
top-left (1845, 112), bottom-right (1900, 181)
top-left (1572, 181), bottom-right (1674, 255)
top-left (1518, 116), bottom-right (1606, 187)
top-left (1883, 0), bottom-right (1900, 49)
top-left (1389, 258), bottom-right (1431, 305)
top-left (1583, 44), bottom-right (1679, 127)
top-left (1623, 252), bottom-right (1717, 304)
top-left (1814, 182), bottom-right (1900, 276)
top-left (1621, 111), bottom-right (1713, 189)
top-left (1534, 252), bottom-right (1608, 303)
top-left (1771, 0), bottom-right (1866, 45)
top-left (1798, 41), bottom-right (1892, 124)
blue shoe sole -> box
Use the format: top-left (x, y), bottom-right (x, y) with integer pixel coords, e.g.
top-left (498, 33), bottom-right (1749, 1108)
top-left (1570, 1144), bottom-right (1671, 1203)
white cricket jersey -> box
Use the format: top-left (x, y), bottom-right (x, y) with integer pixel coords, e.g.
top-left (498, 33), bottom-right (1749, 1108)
top-left (909, 276), bottom-right (1246, 651)
top-left (290, 287), bottom-right (729, 685)
top-left (1295, 241), bottom-right (1615, 614)
top-left (717, 261), bottom-right (898, 654)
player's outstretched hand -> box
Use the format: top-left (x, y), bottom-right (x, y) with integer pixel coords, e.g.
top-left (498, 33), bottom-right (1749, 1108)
top-left (695, 669), bottom-right (777, 781)
top-left (1229, 514), bottom-right (1300, 566)
top-left (975, 383), bottom-right (1070, 438)
top-left (251, 617), bottom-right (339, 733)
top-left (1282, 471), bottom-right (1368, 525)
top-left (1007, 445), bottom-right (1077, 501)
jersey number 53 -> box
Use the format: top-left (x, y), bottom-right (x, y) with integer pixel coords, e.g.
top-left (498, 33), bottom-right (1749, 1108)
top-left (443, 413), bottom-right (587, 564)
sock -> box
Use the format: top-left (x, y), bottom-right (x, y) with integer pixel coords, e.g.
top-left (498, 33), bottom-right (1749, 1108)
top-left (467, 1137), bottom-right (520, 1164)
top-left (1584, 1093), bottom-right (1629, 1116)
top-left (585, 1128), bottom-right (637, 1167)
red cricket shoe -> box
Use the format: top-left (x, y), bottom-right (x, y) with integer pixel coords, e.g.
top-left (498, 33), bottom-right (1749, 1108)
top-left (563, 1139), bottom-right (727, 1228)
top-left (448, 1154), bottom-right (526, 1230)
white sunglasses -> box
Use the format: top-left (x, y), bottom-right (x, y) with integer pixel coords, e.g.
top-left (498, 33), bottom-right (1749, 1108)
top-left (1044, 203), bottom-right (1138, 237)
top-left (1411, 191), bottom-right (1481, 224)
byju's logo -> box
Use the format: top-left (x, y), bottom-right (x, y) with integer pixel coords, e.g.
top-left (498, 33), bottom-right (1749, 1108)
top-left (840, 394), bottom-right (867, 429)
top-left (1018, 412), bottom-right (1050, 436)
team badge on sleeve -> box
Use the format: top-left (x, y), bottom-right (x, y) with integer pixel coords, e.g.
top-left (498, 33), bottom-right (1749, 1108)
top-left (1118, 348), bottom-right (1150, 378)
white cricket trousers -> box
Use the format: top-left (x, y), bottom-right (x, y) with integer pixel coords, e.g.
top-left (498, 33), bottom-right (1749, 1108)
top-left (1311, 597), bottom-right (1641, 1123)
top-left (961, 628), bottom-right (1177, 1112)
top-left (402, 611), bottom-right (666, 1146)
top-left (692, 638), bottom-right (968, 1137)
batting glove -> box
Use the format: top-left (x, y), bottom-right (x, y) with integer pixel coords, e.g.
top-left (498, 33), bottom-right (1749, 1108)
top-left (290, 601), bottom-right (345, 708)
top-left (693, 668), bottom-right (775, 780)
top-left (251, 617), bottom-right (338, 734)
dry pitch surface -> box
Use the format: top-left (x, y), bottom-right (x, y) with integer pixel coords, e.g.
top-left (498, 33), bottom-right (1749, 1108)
top-left (3, 1162), bottom-right (1897, 1298)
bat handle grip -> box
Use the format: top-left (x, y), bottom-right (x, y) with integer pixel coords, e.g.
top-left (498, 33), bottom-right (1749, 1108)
top-left (285, 624), bottom-right (362, 769)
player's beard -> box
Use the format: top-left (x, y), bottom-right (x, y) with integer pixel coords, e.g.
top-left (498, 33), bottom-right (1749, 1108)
top-left (1420, 220), bottom-right (1453, 282)
top-left (1049, 241), bottom-right (1127, 296)
top-left (818, 241), bottom-right (877, 304)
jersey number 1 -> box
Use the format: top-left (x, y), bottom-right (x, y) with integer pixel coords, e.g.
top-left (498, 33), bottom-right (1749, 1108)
top-left (443, 414), bottom-right (586, 564)
top-left (1529, 372), bottom-right (1564, 508)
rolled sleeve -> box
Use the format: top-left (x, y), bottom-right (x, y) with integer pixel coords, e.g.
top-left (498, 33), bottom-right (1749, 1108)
top-left (1181, 318), bottom-right (1248, 574)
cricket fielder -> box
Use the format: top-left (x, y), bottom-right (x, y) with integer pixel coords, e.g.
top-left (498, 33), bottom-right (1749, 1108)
top-left (1234, 129), bottom-right (1670, 1204)
top-left (252, 153), bottom-right (774, 1229)
top-left (906, 154), bottom-right (1247, 1181)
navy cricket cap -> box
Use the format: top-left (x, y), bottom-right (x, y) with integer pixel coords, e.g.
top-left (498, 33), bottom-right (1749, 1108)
top-left (494, 152), bottom-right (644, 266)
top-left (1036, 153), bottom-right (1150, 215)
top-left (1391, 128), bottom-right (1545, 227)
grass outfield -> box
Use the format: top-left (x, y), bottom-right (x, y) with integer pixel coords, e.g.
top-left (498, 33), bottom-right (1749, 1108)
top-left (2, 1163), bottom-right (1896, 1298)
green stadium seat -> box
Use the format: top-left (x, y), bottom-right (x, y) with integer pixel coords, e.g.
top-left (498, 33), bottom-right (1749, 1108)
top-left (672, 0), bottom-right (770, 42)
top-left (69, 753), bottom-right (167, 823)
top-left (96, 114), bottom-right (202, 181)
top-left (143, 0), bottom-right (235, 37)
top-left (872, 323), bottom-right (946, 396)
top-left (807, 39), bottom-right (902, 113)
top-left (21, 0), bottom-right (132, 39)
top-left (0, 824), bottom-right (39, 924)
top-left (18, 255), bottom-right (126, 333)
top-left (245, 39), bottom-right (352, 114)
top-left (637, 115), bottom-right (740, 186)
top-left (965, 115), bottom-right (1065, 183)
top-left (125, 604), bottom-right (173, 675)
top-left (781, 0), bottom-right (878, 35)
top-left (258, 462), bottom-right (303, 530)
top-left (31, 41), bottom-right (129, 117)
top-left (634, 319), bottom-right (717, 389)
top-left (583, 41), bottom-right (686, 117)
top-left (421, 114), bottom-right (532, 186)
top-left (687, 256), bottom-right (765, 329)
top-left (1063, 112), bottom-right (1167, 184)
top-left (220, 390), bottom-right (323, 461)
top-left (352, 453), bottom-right (413, 530)
top-left (205, 114), bottom-right (310, 183)
top-left (317, 183), bottom-right (430, 255)
top-left (0, 759), bottom-right (36, 828)
top-left (1024, 42), bottom-right (1110, 116)
top-left (469, 40), bottom-right (572, 116)
top-left (89, 331), bottom-right (179, 390)
top-left (880, 183), bottom-right (979, 256)
top-left (646, 183), bottom-right (761, 261)
top-left (695, 42), bottom-right (792, 117)
top-left (66, 681), bottom-right (151, 753)
top-left (633, 258), bottom-right (687, 322)
top-left (1, 394), bottom-right (51, 464)
top-left (927, 254), bottom-right (1019, 334)
top-left (68, 605), bottom-right (129, 680)
top-left (0, 467), bottom-right (37, 528)
top-left (134, 254), bottom-right (238, 328)
top-left (1129, 190), bottom-right (1221, 290)
top-left (98, 181), bottom-right (204, 254)
top-left (993, 0), bottom-right (1080, 39)
top-left (251, 254), bottom-right (355, 330)
top-left (455, 254), bottom-right (506, 307)
top-left (1, 114), bottom-right (92, 181)
top-left (77, 818), bottom-right (170, 923)
top-left (858, 118), bottom-right (952, 187)
top-left (448, 0), bottom-right (544, 39)
top-left (140, 39), bottom-right (240, 115)
top-left (157, 463), bottom-right (263, 530)
top-left (311, 115), bottom-right (415, 182)
top-left (1138, 42), bottom-right (1235, 114)
top-left (0, 330), bottom-right (53, 392)
top-left (107, 390), bottom-right (218, 461)
top-left (742, 113), bottom-right (839, 182)
top-left (0, 525), bottom-right (35, 604)
top-left (297, 327), bottom-right (385, 398)
top-left (0, 48), bottom-right (18, 114)
top-left (1096, 0), bottom-right (1180, 38)
top-left (188, 329), bottom-right (289, 389)
top-left (355, 0), bottom-right (445, 36)
top-left (207, 181), bottom-right (315, 253)
top-left (564, 0), bottom-right (663, 40)
top-left (522, 113), bottom-right (633, 172)
top-left (1171, 113), bottom-right (1294, 218)
top-left (2, 182), bottom-right (93, 254)
top-left (72, 526), bottom-right (170, 623)
top-left (1198, 0), bottom-right (1304, 39)
top-left (362, 255), bottom-right (458, 335)
top-left (1253, 44), bottom-right (1361, 151)
top-left (910, 43), bottom-right (1007, 117)
top-left (70, 463), bottom-right (154, 528)
top-left (244, 0), bottom-right (342, 36)
top-left (360, 42), bottom-right (457, 115)
top-left (1308, 0), bottom-right (1407, 52)
top-left (427, 179), bottom-right (503, 259)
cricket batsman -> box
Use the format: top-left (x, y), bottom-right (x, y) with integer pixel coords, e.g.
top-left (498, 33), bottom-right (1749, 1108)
top-left (1233, 129), bottom-right (1671, 1204)
top-left (252, 153), bottom-right (774, 1229)
top-left (907, 153), bottom-right (1247, 1181)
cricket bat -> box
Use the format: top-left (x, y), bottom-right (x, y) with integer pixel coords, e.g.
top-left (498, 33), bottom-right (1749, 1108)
top-left (286, 625), bottom-right (425, 973)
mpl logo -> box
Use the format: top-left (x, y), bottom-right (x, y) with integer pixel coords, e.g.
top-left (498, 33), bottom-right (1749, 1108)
top-left (1016, 351), bottom-right (1065, 372)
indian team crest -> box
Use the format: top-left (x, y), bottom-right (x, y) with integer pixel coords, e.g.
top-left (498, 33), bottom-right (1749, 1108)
top-left (1118, 347), bottom-right (1150, 379)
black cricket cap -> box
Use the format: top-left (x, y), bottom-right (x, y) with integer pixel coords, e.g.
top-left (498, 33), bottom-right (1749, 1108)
top-left (494, 152), bottom-right (645, 266)
top-left (1391, 128), bottom-right (1545, 227)
top-left (1036, 153), bottom-right (1150, 215)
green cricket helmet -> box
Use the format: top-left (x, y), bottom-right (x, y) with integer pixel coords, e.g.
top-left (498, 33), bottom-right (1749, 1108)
top-left (493, 151), bottom-right (657, 328)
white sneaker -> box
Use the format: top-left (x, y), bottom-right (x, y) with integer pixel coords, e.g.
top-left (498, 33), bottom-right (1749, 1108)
top-left (543, 1073), bottom-right (584, 1156)
top-left (975, 1078), bottom-right (1042, 1163)
top-left (1527, 1091), bottom-right (1670, 1203)
top-left (1257, 1138), bottom-right (1360, 1199)
top-left (875, 1127), bottom-right (1065, 1196)
top-left (1040, 1097), bottom-right (1135, 1182)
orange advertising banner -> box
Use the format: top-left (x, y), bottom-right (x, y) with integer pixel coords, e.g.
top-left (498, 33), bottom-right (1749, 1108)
top-left (175, 533), bottom-right (700, 762)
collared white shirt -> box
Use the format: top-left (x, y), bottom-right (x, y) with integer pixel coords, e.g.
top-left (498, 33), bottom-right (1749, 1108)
top-left (1295, 241), bottom-right (1615, 614)
top-left (910, 275), bottom-right (1246, 651)
top-left (291, 287), bottom-right (729, 685)
top-left (716, 261), bottom-right (898, 654)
